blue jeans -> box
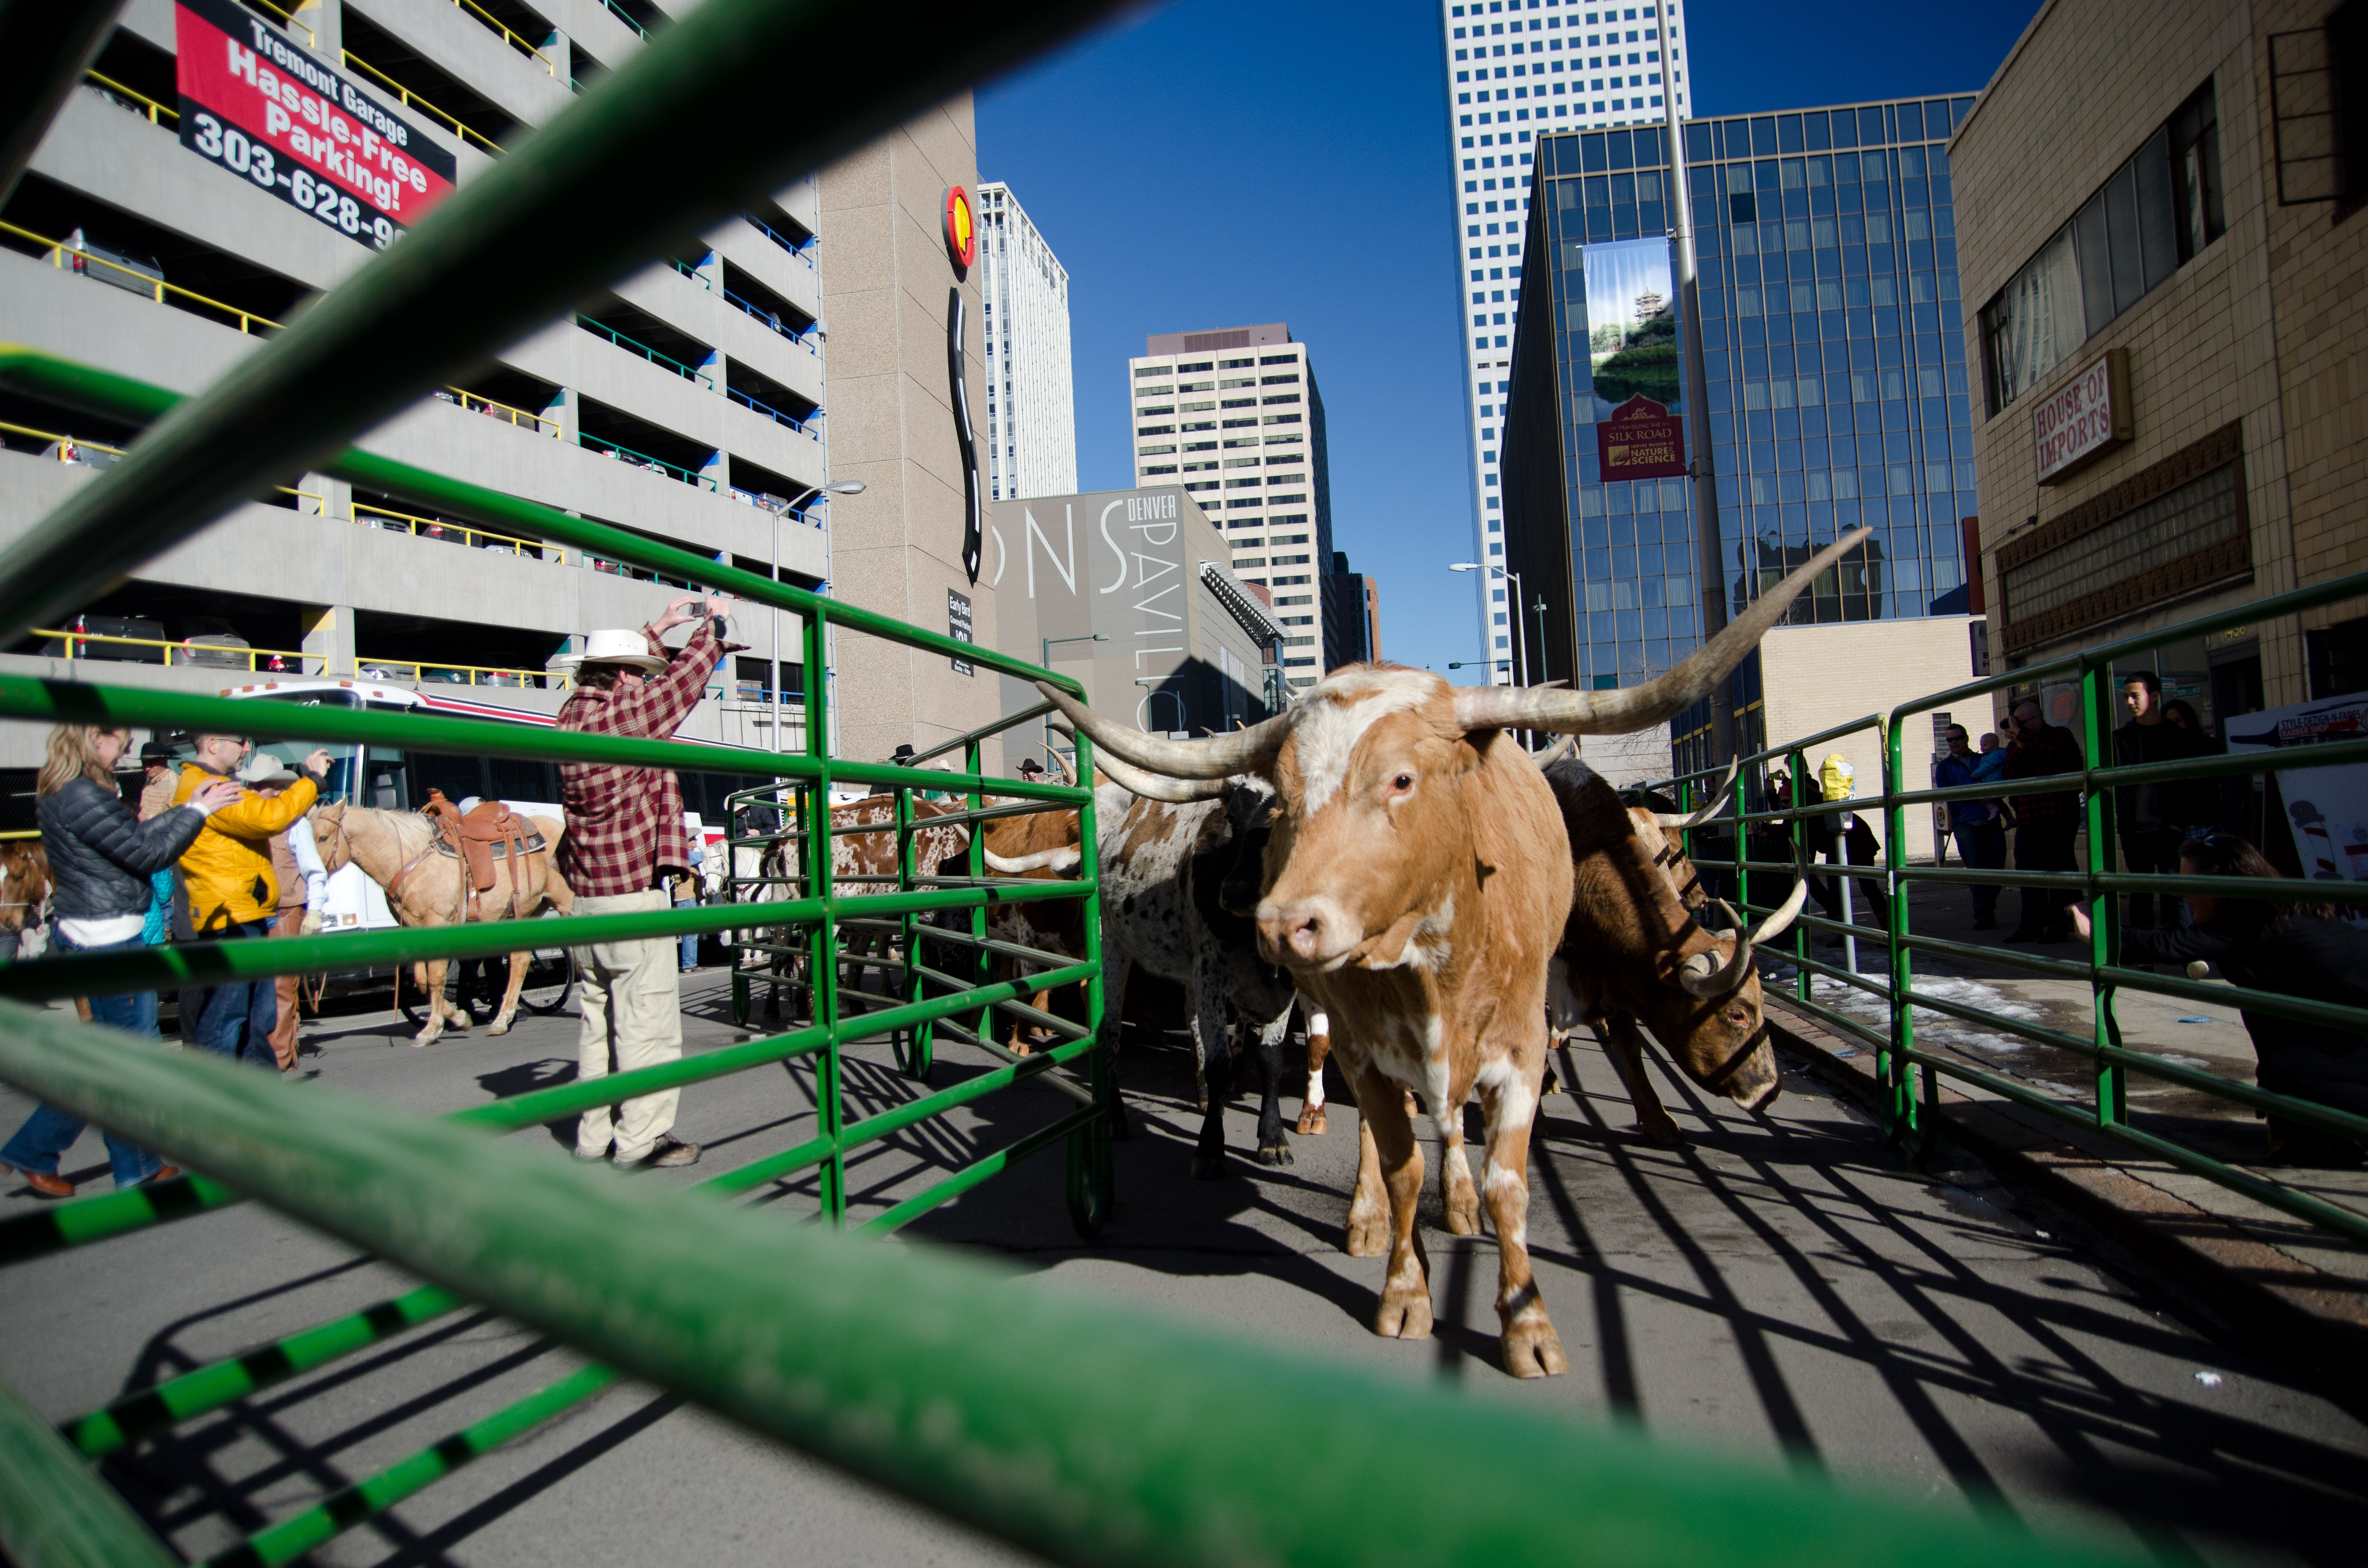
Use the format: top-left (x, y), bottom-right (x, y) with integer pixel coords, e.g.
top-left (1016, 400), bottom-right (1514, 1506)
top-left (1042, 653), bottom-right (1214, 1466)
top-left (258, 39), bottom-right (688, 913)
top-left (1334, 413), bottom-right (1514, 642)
top-left (676, 898), bottom-right (700, 969)
top-left (1951, 820), bottom-right (2007, 922)
top-left (0, 931), bottom-right (163, 1187)
top-left (186, 919), bottom-right (278, 1066)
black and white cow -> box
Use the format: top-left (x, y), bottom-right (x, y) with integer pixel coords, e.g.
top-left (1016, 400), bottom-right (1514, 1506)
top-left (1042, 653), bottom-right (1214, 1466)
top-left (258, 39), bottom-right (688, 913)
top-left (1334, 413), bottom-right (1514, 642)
top-left (1088, 748), bottom-right (1299, 1176)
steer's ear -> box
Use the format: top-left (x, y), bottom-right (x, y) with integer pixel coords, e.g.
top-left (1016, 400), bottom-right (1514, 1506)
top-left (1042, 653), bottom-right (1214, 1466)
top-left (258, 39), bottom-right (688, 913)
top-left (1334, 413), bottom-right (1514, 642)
top-left (1455, 727), bottom-right (1498, 775)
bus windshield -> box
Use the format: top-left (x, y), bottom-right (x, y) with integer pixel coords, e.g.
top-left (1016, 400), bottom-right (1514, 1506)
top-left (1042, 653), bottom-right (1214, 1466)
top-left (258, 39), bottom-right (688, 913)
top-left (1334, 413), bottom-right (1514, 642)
top-left (245, 689), bottom-right (366, 804)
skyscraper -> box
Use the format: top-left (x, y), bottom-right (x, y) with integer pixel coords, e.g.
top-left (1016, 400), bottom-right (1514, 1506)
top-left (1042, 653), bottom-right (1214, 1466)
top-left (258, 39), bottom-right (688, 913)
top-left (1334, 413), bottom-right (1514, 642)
top-left (1441, 0), bottom-right (1694, 680)
top-left (977, 182), bottom-right (1077, 502)
top-left (1131, 323), bottom-right (1335, 692)
top-left (1501, 95), bottom-right (1982, 774)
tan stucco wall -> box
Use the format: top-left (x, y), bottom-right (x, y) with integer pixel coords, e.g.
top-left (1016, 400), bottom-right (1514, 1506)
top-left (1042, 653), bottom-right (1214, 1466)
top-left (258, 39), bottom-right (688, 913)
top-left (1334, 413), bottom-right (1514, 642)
top-left (818, 97), bottom-right (1000, 772)
top-left (1758, 615), bottom-right (1982, 861)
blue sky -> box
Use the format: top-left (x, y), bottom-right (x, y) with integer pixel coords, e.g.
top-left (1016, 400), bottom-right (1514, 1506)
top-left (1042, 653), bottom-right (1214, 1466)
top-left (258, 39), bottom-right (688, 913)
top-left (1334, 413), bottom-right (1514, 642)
top-left (976, 0), bottom-right (2037, 682)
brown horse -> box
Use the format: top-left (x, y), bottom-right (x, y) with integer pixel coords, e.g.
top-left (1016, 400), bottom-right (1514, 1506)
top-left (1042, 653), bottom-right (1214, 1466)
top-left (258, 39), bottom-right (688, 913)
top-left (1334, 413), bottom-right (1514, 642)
top-left (0, 841), bottom-right (49, 951)
top-left (310, 802), bottom-right (573, 1046)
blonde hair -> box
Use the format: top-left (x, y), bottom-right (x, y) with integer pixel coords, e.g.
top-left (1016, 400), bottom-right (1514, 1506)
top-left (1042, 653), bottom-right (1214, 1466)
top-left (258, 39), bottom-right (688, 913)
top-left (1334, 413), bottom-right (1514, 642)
top-left (36, 724), bottom-right (129, 796)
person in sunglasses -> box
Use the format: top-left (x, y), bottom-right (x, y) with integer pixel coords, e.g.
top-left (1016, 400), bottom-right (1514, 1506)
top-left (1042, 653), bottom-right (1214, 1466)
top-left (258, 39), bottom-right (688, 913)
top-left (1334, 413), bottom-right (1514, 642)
top-left (2071, 832), bottom-right (2368, 1167)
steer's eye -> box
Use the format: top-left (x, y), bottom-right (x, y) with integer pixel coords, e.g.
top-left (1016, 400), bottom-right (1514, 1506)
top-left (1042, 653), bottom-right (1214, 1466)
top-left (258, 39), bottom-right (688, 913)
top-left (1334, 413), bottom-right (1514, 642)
top-left (1390, 773), bottom-right (1414, 794)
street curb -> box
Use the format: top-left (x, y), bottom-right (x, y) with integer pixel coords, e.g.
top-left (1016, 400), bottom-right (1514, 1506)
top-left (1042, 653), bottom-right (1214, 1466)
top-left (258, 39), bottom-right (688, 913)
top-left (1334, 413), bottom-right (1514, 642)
top-left (1762, 994), bottom-right (2368, 1404)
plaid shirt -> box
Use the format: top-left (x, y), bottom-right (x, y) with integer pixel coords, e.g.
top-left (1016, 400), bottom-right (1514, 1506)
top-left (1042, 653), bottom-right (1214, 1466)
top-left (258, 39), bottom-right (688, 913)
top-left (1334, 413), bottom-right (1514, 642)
top-left (2006, 723), bottom-right (2086, 823)
top-left (557, 618), bottom-right (731, 897)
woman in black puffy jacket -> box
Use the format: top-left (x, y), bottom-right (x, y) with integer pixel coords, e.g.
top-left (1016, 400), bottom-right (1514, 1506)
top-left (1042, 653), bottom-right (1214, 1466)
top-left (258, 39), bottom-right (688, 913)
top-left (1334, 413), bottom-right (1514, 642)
top-left (2072, 832), bottom-right (2368, 1166)
top-left (0, 725), bottom-right (237, 1199)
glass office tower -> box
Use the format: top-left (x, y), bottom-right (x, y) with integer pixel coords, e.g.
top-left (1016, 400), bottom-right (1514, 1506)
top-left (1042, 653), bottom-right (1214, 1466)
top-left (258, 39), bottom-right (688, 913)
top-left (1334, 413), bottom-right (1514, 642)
top-left (1501, 95), bottom-right (1981, 767)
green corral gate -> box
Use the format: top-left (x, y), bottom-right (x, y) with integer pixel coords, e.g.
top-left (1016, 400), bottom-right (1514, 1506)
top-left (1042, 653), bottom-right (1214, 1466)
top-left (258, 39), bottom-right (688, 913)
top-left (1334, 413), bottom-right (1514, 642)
top-left (0, 0), bottom-right (2154, 1564)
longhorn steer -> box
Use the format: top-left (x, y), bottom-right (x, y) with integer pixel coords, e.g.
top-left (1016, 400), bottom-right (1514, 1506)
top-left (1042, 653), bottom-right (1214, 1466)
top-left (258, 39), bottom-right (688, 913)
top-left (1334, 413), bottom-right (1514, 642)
top-left (1042, 530), bottom-right (1868, 1377)
top-left (1083, 746), bottom-right (1298, 1174)
top-left (1543, 758), bottom-right (1804, 1143)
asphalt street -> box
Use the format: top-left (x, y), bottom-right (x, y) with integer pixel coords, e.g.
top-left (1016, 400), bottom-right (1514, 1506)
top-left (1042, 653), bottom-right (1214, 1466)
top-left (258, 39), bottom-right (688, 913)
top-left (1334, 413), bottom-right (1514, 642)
top-left (2, 969), bottom-right (2364, 1566)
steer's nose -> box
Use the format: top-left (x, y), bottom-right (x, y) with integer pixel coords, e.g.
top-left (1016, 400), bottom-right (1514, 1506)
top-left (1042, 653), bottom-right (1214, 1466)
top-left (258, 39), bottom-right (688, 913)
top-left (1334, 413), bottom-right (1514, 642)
top-left (1258, 898), bottom-right (1347, 967)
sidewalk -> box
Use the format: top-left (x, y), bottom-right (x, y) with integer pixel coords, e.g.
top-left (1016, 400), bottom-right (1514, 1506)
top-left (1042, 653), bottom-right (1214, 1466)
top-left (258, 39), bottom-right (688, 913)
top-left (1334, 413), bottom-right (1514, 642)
top-left (1761, 869), bottom-right (2368, 1397)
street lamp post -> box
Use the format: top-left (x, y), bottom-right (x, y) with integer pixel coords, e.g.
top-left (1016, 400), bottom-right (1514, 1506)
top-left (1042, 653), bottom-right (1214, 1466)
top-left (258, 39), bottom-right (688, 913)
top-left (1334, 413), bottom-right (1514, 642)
top-left (1448, 561), bottom-right (1531, 686)
top-left (1041, 632), bottom-right (1107, 766)
top-left (772, 479), bottom-right (864, 741)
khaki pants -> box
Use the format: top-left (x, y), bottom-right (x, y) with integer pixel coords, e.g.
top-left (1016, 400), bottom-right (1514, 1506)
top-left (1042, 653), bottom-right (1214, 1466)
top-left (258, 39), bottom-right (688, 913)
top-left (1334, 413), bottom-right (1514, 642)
top-left (571, 889), bottom-right (682, 1161)
top-left (268, 908), bottom-right (305, 1071)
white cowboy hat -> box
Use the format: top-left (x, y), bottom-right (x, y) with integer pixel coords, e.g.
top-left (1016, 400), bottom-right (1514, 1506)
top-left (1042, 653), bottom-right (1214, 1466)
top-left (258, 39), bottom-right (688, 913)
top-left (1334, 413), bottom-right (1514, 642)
top-left (238, 753), bottom-right (299, 785)
top-left (572, 628), bottom-right (667, 674)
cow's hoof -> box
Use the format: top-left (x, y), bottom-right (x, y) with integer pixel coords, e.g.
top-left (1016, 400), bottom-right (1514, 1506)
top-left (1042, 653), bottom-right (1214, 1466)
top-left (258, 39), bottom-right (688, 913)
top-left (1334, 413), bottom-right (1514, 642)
top-left (1638, 1118), bottom-right (1685, 1147)
top-left (1188, 1152), bottom-right (1226, 1180)
top-left (408, 1033), bottom-right (439, 1049)
top-left (1500, 1317), bottom-right (1569, 1379)
top-left (1296, 1105), bottom-right (1327, 1135)
top-left (487, 1021), bottom-right (510, 1037)
top-left (1009, 1041), bottom-right (1033, 1056)
top-left (1255, 1138), bottom-right (1293, 1167)
top-left (1444, 1191), bottom-right (1482, 1237)
top-left (1374, 1289), bottom-right (1434, 1341)
top-left (1344, 1211), bottom-right (1390, 1257)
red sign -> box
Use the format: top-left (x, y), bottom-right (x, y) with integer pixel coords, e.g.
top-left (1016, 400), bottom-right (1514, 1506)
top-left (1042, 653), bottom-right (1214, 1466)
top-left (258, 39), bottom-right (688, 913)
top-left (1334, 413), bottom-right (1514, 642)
top-left (2033, 347), bottom-right (2132, 483)
top-left (1595, 394), bottom-right (1688, 480)
top-left (944, 185), bottom-right (977, 272)
top-left (175, 0), bottom-right (456, 250)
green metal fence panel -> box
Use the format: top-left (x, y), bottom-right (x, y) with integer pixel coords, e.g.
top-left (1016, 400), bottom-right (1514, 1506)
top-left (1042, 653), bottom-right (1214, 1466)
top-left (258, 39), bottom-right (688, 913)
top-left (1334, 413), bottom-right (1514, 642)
top-left (0, 1369), bottom-right (179, 1568)
top-left (1648, 566), bottom-right (2368, 1249)
top-left (0, 1004), bottom-right (2137, 1568)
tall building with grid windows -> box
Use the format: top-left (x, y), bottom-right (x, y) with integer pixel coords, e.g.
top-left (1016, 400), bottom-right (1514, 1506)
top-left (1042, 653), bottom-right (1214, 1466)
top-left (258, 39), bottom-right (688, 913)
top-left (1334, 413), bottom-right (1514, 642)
top-left (1130, 323), bottom-right (1334, 691)
top-left (1442, 0), bottom-right (1692, 680)
top-left (1500, 95), bottom-right (1982, 777)
top-left (977, 182), bottom-right (1076, 502)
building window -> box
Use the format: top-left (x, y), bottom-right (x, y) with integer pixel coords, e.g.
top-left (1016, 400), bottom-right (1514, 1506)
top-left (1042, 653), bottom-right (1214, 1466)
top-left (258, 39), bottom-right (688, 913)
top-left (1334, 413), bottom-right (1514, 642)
top-left (1979, 77), bottom-right (2225, 414)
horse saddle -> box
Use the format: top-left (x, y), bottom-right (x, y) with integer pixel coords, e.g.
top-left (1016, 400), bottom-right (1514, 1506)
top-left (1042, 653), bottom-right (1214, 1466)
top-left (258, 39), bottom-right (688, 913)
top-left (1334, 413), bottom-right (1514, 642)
top-left (421, 789), bottom-right (545, 920)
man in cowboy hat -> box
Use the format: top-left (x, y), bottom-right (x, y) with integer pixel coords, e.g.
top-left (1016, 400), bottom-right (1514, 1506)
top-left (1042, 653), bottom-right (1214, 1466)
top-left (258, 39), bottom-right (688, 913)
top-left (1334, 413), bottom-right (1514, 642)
top-left (556, 592), bottom-right (738, 1169)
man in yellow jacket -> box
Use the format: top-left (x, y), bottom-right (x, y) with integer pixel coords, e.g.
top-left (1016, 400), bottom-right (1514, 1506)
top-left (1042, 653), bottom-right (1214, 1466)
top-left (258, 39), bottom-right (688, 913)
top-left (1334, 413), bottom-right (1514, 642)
top-left (173, 733), bottom-right (330, 1066)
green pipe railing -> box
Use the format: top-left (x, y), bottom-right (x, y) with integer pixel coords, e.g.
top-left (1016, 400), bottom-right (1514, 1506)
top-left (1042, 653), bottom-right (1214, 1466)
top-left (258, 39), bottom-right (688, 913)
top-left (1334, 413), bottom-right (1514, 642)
top-left (1645, 564), bottom-right (2368, 1249)
top-left (0, 0), bottom-right (2162, 1555)
top-left (0, 1006), bottom-right (2133, 1568)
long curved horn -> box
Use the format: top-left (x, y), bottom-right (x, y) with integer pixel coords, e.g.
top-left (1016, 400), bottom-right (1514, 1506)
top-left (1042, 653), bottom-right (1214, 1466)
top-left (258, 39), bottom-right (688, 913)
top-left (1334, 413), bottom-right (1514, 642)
top-left (1052, 722), bottom-right (1227, 802)
top-left (1745, 870), bottom-right (1811, 945)
top-left (1036, 682), bottom-right (1290, 780)
top-left (1651, 757), bottom-right (1740, 828)
top-left (983, 845), bottom-right (1083, 874)
top-left (1453, 528), bottom-right (1872, 735)
top-left (1532, 735), bottom-right (1577, 769)
top-left (1677, 898), bottom-right (1757, 998)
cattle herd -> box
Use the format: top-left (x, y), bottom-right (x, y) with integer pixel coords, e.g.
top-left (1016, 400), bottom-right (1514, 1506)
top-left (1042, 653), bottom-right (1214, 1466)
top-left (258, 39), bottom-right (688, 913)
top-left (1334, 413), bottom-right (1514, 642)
top-left (0, 532), bottom-right (1858, 1381)
top-left (1013, 527), bottom-right (1855, 1377)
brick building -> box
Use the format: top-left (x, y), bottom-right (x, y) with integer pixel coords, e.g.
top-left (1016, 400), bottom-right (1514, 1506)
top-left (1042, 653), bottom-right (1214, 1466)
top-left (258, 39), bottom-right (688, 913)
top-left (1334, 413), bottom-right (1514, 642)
top-left (1953, 0), bottom-right (2368, 731)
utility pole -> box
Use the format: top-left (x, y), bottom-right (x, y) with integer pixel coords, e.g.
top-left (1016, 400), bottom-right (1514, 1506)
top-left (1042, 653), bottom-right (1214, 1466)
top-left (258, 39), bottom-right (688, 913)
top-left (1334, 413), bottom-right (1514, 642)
top-left (1661, 4), bottom-right (1732, 762)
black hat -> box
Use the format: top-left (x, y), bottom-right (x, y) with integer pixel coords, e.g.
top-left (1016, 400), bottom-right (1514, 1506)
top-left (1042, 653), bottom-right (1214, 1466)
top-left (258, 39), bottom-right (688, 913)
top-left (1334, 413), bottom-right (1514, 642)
top-left (890, 744), bottom-right (916, 762)
top-left (1016, 758), bottom-right (1045, 776)
top-left (140, 738), bottom-right (173, 764)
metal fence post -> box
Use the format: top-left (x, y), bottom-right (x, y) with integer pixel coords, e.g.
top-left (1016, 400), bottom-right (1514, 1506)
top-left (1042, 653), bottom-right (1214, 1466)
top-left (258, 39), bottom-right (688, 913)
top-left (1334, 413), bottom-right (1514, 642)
top-left (1066, 729), bottom-right (1112, 1237)
top-left (1790, 750), bottom-right (1811, 1007)
top-left (1880, 715), bottom-right (1921, 1152)
top-left (2080, 660), bottom-right (2128, 1129)
top-left (967, 738), bottom-right (992, 1054)
top-left (804, 611), bottom-right (844, 1225)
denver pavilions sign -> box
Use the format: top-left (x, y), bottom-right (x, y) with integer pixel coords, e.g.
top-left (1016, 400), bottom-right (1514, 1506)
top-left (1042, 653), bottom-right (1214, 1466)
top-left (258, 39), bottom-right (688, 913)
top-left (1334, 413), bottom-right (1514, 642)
top-left (1595, 394), bottom-right (1688, 481)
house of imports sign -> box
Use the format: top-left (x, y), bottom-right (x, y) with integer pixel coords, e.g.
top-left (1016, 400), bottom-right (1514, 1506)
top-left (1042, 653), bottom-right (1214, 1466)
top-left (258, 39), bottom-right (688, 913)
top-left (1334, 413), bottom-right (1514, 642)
top-left (2033, 347), bottom-right (2133, 484)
